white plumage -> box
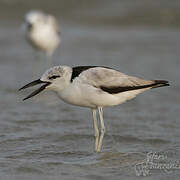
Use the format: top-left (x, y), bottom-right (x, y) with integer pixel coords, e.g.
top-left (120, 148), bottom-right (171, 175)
top-left (24, 10), bottom-right (61, 57)
top-left (19, 65), bottom-right (169, 152)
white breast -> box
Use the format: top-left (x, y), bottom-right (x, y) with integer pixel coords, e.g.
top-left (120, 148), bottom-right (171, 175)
top-left (28, 24), bottom-right (60, 55)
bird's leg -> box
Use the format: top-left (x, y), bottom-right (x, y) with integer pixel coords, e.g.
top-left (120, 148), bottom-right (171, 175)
top-left (33, 52), bottom-right (42, 78)
top-left (92, 109), bottom-right (99, 152)
top-left (97, 107), bottom-right (105, 152)
top-left (35, 51), bottom-right (41, 62)
top-left (46, 53), bottom-right (53, 68)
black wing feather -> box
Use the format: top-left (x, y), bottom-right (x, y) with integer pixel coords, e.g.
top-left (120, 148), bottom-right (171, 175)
top-left (71, 66), bottom-right (112, 82)
top-left (100, 80), bottom-right (169, 94)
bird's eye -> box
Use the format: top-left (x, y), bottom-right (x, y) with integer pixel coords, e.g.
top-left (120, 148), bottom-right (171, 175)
top-left (49, 75), bottom-right (60, 80)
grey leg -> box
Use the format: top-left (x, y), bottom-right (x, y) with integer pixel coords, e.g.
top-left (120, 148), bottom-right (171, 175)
top-left (97, 107), bottom-right (105, 152)
top-left (33, 52), bottom-right (42, 78)
top-left (46, 53), bottom-right (53, 68)
top-left (92, 109), bottom-right (99, 152)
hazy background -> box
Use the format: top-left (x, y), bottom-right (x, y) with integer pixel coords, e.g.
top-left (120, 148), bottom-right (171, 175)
top-left (0, 0), bottom-right (180, 180)
top-left (0, 0), bottom-right (180, 27)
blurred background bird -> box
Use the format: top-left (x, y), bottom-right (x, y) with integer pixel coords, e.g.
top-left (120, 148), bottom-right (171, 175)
top-left (24, 10), bottom-right (61, 72)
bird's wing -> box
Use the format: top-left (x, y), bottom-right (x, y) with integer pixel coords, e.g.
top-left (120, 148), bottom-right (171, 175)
top-left (47, 15), bottom-right (61, 34)
top-left (75, 67), bottom-right (156, 94)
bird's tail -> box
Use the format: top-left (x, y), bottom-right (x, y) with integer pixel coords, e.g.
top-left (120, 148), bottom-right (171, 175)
top-left (151, 80), bottom-right (170, 89)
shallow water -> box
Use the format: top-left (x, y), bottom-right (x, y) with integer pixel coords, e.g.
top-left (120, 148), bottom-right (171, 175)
top-left (0, 1), bottom-right (180, 180)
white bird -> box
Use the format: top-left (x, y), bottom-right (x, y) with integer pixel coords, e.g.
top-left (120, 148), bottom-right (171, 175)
top-left (19, 66), bottom-right (169, 152)
top-left (24, 10), bottom-right (61, 61)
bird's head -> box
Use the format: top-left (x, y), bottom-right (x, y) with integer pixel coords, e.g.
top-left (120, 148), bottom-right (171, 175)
top-left (24, 10), bottom-right (46, 31)
top-left (19, 66), bottom-right (72, 100)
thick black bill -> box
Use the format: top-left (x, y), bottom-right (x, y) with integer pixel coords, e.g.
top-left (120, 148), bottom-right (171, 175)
top-left (19, 79), bottom-right (45, 91)
top-left (19, 79), bottom-right (51, 101)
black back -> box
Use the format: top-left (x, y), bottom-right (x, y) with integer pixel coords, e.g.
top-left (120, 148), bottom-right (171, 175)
top-left (71, 66), bottom-right (112, 82)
